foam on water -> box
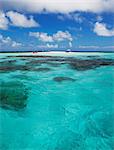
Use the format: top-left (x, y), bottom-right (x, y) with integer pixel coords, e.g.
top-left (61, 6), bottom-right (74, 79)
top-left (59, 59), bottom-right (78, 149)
top-left (0, 52), bottom-right (114, 150)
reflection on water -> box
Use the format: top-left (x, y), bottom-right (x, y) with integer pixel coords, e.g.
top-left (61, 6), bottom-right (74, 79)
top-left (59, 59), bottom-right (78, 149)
top-left (0, 53), bottom-right (114, 150)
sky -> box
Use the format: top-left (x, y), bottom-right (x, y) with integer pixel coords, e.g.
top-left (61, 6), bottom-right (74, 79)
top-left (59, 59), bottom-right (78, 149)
top-left (0, 0), bottom-right (114, 52)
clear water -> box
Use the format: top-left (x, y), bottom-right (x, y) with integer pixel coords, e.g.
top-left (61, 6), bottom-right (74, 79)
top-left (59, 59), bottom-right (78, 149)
top-left (0, 52), bottom-right (114, 150)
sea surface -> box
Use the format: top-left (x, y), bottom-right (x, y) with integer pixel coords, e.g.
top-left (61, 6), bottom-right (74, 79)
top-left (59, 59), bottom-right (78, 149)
top-left (0, 52), bottom-right (114, 150)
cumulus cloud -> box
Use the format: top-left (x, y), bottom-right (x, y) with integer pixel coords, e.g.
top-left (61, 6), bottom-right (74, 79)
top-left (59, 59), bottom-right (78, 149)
top-left (0, 0), bottom-right (114, 13)
top-left (0, 11), bottom-right (9, 30)
top-left (96, 15), bottom-right (103, 22)
top-left (29, 31), bottom-right (72, 42)
top-left (53, 31), bottom-right (72, 41)
top-left (46, 43), bottom-right (58, 48)
top-left (29, 32), bottom-right (53, 42)
top-left (12, 41), bottom-right (22, 47)
top-left (94, 22), bottom-right (114, 36)
top-left (0, 11), bottom-right (39, 29)
top-left (58, 13), bottom-right (84, 23)
top-left (36, 43), bottom-right (58, 49)
top-left (0, 34), bottom-right (22, 48)
top-left (6, 11), bottom-right (39, 28)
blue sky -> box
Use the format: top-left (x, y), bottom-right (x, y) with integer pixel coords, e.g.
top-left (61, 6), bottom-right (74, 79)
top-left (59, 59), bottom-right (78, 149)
top-left (0, 0), bottom-right (114, 52)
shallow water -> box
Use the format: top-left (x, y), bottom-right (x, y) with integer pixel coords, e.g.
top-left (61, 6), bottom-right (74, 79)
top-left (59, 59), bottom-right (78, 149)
top-left (0, 53), bottom-right (114, 150)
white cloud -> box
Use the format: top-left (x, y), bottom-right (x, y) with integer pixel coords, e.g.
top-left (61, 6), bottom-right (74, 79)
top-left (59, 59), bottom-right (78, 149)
top-left (29, 31), bottom-right (72, 42)
top-left (0, 11), bottom-right (39, 29)
top-left (69, 42), bottom-right (72, 48)
top-left (46, 43), bottom-right (58, 48)
top-left (78, 45), bottom-right (114, 50)
top-left (53, 31), bottom-right (72, 41)
top-left (29, 32), bottom-right (53, 42)
top-left (6, 11), bottom-right (39, 28)
top-left (58, 13), bottom-right (84, 23)
top-left (0, 11), bottom-right (9, 30)
top-left (96, 15), bottom-right (103, 22)
top-left (1, 0), bottom-right (114, 13)
top-left (0, 34), bottom-right (22, 48)
top-left (1, 36), bottom-right (12, 44)
top-left (79, 45), bottom-right (99, 49)
top-left (36, 43), bottom-right (58, 49)
top-left (102, 46), bottom-right (114, 49)
top-left (94, 22), bottom-right (114, 36)
top-left (12, 41), bottom-right (22, 47)
top-left (0, 34), bottom-right (12, 45)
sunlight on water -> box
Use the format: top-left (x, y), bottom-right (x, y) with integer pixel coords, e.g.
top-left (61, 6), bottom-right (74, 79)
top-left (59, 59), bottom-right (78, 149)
top-left (0, 53), bottom-right (114, 150)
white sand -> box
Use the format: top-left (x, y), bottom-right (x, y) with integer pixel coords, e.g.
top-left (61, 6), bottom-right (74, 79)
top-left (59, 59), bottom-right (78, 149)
top-left (0, 51), bottom-right (108, 57)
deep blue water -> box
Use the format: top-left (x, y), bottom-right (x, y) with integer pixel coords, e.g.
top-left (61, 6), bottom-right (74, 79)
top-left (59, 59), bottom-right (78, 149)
top-left (0, 52), bottom-right (114, 150)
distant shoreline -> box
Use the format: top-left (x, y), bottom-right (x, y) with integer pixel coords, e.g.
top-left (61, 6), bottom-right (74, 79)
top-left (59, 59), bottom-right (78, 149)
top-left (0, 51), bottom-right (114, 57)
top-left (0, 51), bottom-right (114, 53)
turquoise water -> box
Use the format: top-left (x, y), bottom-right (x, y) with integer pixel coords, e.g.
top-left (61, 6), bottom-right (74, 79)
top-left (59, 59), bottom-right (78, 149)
top-left (0, 53), bottom-right (114, 150)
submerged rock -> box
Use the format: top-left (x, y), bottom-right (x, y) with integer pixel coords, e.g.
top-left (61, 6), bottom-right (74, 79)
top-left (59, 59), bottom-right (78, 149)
top-left (0, 64), bottom-right (31, 73)
top-left (25, 57), bottom-right (114, 71)
top-left (12, 74), bottom-right (28, 80)
top-left (87, 55), bottom-right (100, 58)
top-left (31, 67), bottom-right (52, 72)
top-left (53, 77), bottom-right (75, 83)
top-left (1, 56), bottom-right (114, 73)
top-left (69, 59), bottom-right (114, 71)
top-left (0, 81), bottom-right (28, 110)
top-left (0, 59), bottom-right (52, 73)
top-left (0, 60), bottom-right (17, 65)
top-left (25, 58), bottom-right (65, 65)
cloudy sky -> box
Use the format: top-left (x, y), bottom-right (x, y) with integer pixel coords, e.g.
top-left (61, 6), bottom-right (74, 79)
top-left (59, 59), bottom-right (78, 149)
top-left (0, 0), bottom-right (114, 51)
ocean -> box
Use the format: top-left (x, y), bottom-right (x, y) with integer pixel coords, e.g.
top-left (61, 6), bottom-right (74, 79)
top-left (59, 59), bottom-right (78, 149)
top-left (0, 52), bottom-right (114, 150)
